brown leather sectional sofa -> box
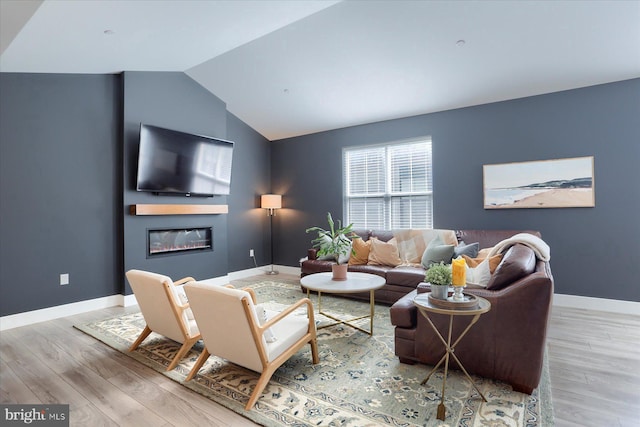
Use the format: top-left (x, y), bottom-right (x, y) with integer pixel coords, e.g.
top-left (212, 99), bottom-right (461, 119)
top-left (301, 228), bottom-right (554, 393)
top-left (300, 228), bottom-right (547, 304)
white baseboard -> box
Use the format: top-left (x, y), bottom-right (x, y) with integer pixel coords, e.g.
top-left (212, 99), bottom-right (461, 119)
top-left (553, 293), bottom-right (640, 315)
top-left (228, 265), bottom-right (301, 279)
top-left (0, 295), bottom-right (125, 331)
top-left (4, 267), bottom-right (635, 331)
top-left (0, 265), bottom-right (299, 331)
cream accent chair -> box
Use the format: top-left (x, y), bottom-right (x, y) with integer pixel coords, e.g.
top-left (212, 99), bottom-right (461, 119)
top-left (125, 269), bottom-right (201, 371)
top-left (184, 281), bottom-right (319, 410)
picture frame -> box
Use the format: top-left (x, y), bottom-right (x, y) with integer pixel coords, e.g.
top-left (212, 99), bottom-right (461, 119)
top-left (483, 156), bottom-right (595, 209)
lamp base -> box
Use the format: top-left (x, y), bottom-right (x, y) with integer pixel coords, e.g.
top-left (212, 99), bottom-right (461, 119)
top-left (265, 270), bottom-right (279, 275)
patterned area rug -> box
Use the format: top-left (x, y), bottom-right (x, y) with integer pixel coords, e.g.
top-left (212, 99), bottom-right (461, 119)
top-left (75, 280), bottom-right (554, 427)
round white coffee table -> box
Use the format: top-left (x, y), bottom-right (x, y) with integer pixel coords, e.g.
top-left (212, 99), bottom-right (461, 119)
top-left (300, 272), bottom-right (385, 335)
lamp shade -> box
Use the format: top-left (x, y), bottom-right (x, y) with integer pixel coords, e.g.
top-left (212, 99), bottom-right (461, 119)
top-left (261, 194), bottom-right (282, 209)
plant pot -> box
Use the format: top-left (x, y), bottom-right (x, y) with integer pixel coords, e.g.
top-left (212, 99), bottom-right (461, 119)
top-left (429, 283), bottom-right (449, 300)
top-left (332, 264), bottom-right (348, 281)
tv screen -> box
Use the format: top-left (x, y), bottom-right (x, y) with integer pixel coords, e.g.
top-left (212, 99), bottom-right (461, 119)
top-left (136, 124), bottom-right (234, 196)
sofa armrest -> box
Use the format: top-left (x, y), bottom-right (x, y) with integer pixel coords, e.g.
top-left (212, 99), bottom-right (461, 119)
top-left (390, 290), bottom-right (418, 328)
top-left (464, 261), bottom-right (553, 302)
top-left (308, 248), bottom-right (318, 260)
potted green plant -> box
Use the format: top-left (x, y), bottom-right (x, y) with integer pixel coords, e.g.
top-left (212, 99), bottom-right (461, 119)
top-left (306, 212), bottom-right (356, 280)
top-left (425, 262), bottom-right (452, 299)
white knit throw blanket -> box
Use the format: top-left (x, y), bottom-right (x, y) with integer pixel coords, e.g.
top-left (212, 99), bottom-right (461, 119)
top-left (488, 233), bottom-right (551, 261)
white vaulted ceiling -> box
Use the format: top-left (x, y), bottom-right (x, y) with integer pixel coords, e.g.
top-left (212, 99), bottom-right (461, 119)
top-left (2, 0), bottom-right (639, 140)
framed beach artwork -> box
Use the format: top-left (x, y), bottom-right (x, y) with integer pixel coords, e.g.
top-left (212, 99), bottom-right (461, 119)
top-left (483, 156), bottom-right (595, 209)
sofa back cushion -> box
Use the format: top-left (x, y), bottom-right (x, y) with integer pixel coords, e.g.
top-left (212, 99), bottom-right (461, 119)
top-left (486, 244), bottom-right (536, 290)
top-left (370, 229), bottom-right (395, 242)
top-left (351, 229), bottom-right (373, 241)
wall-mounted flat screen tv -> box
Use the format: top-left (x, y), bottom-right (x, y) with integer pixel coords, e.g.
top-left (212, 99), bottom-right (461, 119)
top-left (136, 124), bottom-right (234, 197)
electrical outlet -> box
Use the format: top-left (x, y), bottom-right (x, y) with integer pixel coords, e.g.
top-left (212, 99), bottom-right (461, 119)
top-left (249, 249), bottom-right (254, 257)
top-left (60, 273), bottom-right (69, 286)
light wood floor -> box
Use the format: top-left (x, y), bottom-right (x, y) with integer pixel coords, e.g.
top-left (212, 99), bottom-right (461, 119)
top-left (1, 274), bottom-right (638, 426)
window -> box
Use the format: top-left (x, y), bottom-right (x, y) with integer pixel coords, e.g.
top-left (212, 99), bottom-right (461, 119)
top-left (344, 138), bottom-right (433, 229)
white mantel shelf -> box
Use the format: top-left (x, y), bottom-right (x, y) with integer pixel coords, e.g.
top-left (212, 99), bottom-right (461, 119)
top-left (129, 204), bottom-right (228, 215)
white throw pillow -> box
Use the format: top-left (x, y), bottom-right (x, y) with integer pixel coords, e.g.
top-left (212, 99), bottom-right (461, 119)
top-left (255, 304), bottom-right (278, 343)
top-left (464, 256), bottom-right (492, 287)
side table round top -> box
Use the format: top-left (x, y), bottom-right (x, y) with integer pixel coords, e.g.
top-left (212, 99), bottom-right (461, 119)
top-left (414, 293), bottom-right (491, 316)
top-left (300, 272), bottom-right (385, 294)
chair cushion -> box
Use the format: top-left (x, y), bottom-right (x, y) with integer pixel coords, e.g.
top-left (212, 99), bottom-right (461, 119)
top-left (265, 311), bottom-right (311, 362)
top-left (175, 288), bottom-right (195, 320)
top-left (186, 318), bottom-right (199, 337)
top-left (255, 304), bottom-right (278, 343)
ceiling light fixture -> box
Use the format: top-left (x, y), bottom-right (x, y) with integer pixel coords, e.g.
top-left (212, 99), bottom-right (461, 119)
top-left (103, 30), bottom-right (115, 35)
top-left (456, 39), bottom-right (466, 47)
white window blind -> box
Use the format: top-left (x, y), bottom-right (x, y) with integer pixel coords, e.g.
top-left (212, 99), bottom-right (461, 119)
top-left (344, 139), bottom-right (433, 229)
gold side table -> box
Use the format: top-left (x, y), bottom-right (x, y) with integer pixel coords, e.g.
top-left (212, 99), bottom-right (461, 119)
top-left (413, 293), bottom-right (491, 421)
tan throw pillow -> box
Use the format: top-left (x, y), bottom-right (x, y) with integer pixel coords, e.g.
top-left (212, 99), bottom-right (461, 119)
top-left (462, 254), bottom-right (503, 274)
top-left (368, 238), bottom-right (402, 267)
top-left (348, 238), bottom-right (371, 265)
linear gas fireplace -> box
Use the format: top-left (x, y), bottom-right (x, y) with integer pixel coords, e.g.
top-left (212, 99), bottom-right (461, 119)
top-left (147, 227), bottom-right (212, 257)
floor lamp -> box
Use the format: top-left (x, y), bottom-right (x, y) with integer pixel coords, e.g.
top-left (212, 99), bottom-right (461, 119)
top-left (261, 194), bottom-right (281, 275)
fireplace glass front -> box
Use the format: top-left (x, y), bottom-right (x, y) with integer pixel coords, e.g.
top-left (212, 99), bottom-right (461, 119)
top-left (147, 227), bottom-right (212, 257)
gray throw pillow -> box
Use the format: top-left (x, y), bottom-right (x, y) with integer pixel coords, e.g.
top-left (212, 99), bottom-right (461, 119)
top-left (421, 235), bottom-right (455, 268)
top-left (454, 241), bottom-right (479, 259)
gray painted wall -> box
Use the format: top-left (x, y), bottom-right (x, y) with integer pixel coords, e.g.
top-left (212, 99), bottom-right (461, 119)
top-left (271, 79), bottom-right (640, 302)
top-left (0, 73), bottom-right (120, 316)
top-left (1, 73), bottom-right (637, 317)
top-left (0, 71), bottom-right (272, 316)
top-left (122, 72), bottom-right (231, 293)
top-left (226, 113), bottom-right (273, 272)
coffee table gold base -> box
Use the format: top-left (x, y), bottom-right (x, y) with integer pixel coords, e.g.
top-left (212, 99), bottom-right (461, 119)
top-left (308, 289), bottom-right (376, 335)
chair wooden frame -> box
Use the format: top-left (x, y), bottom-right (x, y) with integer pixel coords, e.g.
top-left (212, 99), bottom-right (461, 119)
top-left (128, 275), bottom-right (202, 371)
top-left (186, 286), bottom-right (319, 410)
